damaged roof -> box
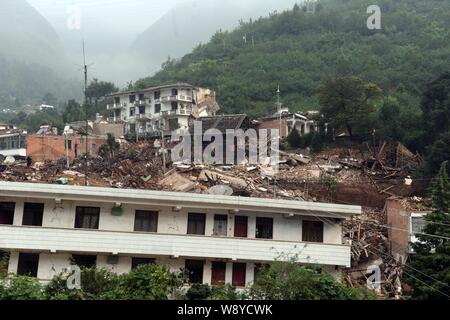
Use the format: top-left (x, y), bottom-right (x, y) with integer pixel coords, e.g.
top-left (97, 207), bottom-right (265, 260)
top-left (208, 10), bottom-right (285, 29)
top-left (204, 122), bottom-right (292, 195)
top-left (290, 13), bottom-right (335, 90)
top-left (189, 114), bottom-right (251, 135)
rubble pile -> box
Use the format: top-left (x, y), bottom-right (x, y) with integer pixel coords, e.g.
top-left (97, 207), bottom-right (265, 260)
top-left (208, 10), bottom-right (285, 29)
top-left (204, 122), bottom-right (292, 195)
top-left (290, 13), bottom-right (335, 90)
top-left (343, 207), bottom-right (403, 298)
top-left (0, 141), bottom-right (165, 189)
top-left (0, 139), bottom-right (424, 298)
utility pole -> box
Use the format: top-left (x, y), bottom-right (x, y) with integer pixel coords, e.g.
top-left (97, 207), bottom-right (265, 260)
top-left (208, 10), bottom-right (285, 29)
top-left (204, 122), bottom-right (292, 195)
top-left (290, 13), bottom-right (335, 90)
top-left (274, 85), bottom-right (281, 198)
top-left (82, 40), bottom-right (89, 186)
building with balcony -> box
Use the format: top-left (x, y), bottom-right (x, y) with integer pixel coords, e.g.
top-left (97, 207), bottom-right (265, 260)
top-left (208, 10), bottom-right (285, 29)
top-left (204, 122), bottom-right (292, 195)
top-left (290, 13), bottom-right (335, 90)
top-left (0, 124), bottom-right (27, 157)
top-left (106, 83), bottom-right (220, 138)
top-left (0, 182), bottom-right (360, 286)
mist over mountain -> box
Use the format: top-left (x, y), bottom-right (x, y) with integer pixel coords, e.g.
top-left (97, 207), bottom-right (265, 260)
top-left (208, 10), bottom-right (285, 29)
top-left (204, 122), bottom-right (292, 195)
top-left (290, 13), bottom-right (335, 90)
top-left (0, 0), bottom-right (81, 107)
top-left (131, 0), bottom-right (300, 77)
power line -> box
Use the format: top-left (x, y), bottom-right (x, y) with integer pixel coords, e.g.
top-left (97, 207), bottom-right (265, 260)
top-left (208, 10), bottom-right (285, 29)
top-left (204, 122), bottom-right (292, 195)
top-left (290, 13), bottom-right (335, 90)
top-left (366, 247), bottom-right (450, 299)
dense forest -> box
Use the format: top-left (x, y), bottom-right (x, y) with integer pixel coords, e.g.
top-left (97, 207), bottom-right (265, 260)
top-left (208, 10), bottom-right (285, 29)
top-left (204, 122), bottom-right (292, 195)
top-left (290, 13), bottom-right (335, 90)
top-left (136, 0), bottom-right (450, 117)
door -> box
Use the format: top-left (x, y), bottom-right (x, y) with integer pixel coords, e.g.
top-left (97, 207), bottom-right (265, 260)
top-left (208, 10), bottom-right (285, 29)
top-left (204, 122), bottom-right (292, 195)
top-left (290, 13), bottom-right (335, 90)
top-left (234, 216), bottom-right (248, 237)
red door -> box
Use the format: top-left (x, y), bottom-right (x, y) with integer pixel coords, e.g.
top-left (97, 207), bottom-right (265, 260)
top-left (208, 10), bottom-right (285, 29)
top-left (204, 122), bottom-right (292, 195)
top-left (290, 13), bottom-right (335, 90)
top-left (234, 216), bottom-right (248, 237)
top-left (211, 261), bottom-right (226, 285)
top-left (232, 263), bottom-right (246, 287)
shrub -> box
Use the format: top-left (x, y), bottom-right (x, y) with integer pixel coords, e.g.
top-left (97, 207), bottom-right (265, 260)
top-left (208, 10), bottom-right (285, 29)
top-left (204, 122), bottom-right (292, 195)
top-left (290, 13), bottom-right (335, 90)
top-left (0, 275), bottom-right (44, 300)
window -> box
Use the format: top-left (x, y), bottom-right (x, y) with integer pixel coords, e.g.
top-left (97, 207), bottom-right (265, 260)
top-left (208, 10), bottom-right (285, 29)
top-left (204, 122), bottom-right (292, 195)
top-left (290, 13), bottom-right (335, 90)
top-left (213, 215), bottom-right (228, 236)
top-left (22, 203), bottom-right (44, 226)
top-left (411, 215), bottom-right (427, 234)
top-left (17, 253), bottom-right (39, 277)
top-left (132, 257), bottom-right (155, 270)
top-left (302, 220), bottom-right (323, 243)
top-left (72, 254), bottom-right (96, 268)
top-left (256, 217), bottom-right (273, 239)
top-left (74, 206), bottom-right (100, 229)
top-left (172, 88), bottom-right (178, 96)
top-left (185, 259), bottom-right (204, 284)
top-left (187, 213), bottom-right (206, 235)
top-left (65, 139), bottom-right (72, 150)
top-left (234, 216), bottom-right (248, 237)
top-left (154, 104), bottom-right (161, 113)
top-left (139, 105), bottom-right (145, 114)
top-left (129, 107), bottom-right (135, 117)
top-left (114, 97), bottom-right (120, 104)
top-left (168, 118), bottom-right (178, 131)
top-left (232, 263), bottom-right (246, 287)
top-left (211, 261), bottom-right (226, 285)
top-left (171, 101), bottom-right (178, 111)
top-left (138, 93), bottom-right (145, 101)
top-left (134, 210), bottom-right (158, 232)
top-left (129, 94), bottom-right (136, 103)
top-left (154, 91), bottom-right (160, 99)
top-left (0, 202), bottom-right (15, 225)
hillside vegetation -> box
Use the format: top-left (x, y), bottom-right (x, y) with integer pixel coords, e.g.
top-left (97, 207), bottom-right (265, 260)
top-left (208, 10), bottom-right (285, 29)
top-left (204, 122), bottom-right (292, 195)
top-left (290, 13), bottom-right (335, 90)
top-left (136, 0), bottom-right (450, 118)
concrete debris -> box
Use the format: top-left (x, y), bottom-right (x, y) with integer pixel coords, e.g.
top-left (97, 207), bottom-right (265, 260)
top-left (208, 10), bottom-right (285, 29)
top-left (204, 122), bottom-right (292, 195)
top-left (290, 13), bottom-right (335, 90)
top-left (198, 169), bottom-right (248, 190)
top-left (207, 185), bottom-right (234, 196)
top-left (158, 172), bottom-right (196, 192)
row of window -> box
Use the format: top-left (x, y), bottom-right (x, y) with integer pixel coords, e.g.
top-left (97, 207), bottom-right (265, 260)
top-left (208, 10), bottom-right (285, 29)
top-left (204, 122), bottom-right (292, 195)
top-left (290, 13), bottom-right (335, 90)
top-left (115, 89), bottom-right (185, 104)
top-left (0, 203), bottom-right (324, 242)
top-left (13, 253), bottom-right (251, 287)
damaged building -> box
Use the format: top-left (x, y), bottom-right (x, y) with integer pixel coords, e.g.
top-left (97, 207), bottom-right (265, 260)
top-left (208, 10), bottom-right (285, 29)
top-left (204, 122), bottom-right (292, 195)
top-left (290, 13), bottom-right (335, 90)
top-left (106, 83), bottom-right (220, 139)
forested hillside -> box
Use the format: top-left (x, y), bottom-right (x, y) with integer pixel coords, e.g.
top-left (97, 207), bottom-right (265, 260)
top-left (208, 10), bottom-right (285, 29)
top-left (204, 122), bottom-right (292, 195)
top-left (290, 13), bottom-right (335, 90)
top-left (0, 0), bottom-right (80, 106)
top-left (136, 0), bottom-right (450, 118)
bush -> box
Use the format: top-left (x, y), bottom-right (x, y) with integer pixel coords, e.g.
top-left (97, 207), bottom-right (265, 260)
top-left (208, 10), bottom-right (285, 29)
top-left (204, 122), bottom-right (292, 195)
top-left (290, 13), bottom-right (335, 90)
top-left (0, 275), bottom-right (44, 300)
top-left (45, 267), bottom-right (119, 300)
top-left (186, 284), bottom-right (212, 300)
top-left (247, 261), bottom-right (376, 300)
top-left (112, 264), bottom-right (185, 300)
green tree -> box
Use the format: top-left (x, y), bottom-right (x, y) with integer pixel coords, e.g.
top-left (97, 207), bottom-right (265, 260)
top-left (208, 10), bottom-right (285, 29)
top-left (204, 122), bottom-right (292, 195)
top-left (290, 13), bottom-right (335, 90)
top-left (248, 259), bottom-right (375, 300)
top-left (111, 264), bottom-right (185, 300)
top-left (98, 134), bottom-right (120, 160)
top-left (85, 78), bottom-right (118, 112)
top-left (247, 260), bottom-right (376, 300)
top-left (0, 275), bottom-right (44, 300)
top-left (318, 76), bottom-right (382, 137)
top-left (42, 92), bottom-right (57, 106)
top-left (286, 128), bottom-right (301, 148)
top-left (404, 161), bottom-right (450, 300)
top-left (421, 72), bottom-right (450, 146)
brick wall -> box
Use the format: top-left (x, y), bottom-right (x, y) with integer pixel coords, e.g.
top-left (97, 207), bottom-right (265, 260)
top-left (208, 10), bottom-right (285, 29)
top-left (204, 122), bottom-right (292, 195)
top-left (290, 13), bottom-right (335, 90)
top-left (26, 135), bottom-right (107, 163)
top-left (258, 119), bottom-right (288, 138)
top-left (386, 198), bottom-right (410, 261)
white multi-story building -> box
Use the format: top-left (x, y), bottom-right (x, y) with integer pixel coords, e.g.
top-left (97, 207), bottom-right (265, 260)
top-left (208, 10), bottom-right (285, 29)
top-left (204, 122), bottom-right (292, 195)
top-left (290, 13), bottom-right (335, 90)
top-left (106, 83), bottom-right (220, 137)
top-left (0, 182), bottom-right (360, 286)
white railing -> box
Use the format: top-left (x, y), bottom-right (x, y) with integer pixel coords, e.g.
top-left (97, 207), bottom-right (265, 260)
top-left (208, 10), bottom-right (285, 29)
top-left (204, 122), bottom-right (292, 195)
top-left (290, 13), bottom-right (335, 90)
top-left (0, 225), bottom-right (351, 266)
top-left (160, 95), bottom-right (193, 103)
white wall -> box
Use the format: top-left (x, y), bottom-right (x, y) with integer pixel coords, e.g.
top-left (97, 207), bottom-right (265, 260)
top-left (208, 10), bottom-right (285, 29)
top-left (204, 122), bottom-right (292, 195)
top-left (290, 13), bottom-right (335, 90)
top-left (2, 196), bottom-right (343, 243)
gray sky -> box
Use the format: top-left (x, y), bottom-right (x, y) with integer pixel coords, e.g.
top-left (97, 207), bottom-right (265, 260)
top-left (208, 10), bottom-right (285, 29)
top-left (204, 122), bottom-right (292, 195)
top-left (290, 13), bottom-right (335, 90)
top-left (27, 0), bottom-right (185, 37)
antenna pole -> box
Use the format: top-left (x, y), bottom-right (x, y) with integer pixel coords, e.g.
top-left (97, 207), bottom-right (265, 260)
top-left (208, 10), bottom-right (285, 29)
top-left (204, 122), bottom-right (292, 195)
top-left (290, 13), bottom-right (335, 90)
top-left (83, 40), bottom-right (88, 186)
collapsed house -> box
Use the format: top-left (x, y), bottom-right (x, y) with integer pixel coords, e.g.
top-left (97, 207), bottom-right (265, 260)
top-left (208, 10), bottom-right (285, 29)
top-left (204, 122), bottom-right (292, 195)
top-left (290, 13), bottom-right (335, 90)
top-left (257, 107), bottom-right (319, 139)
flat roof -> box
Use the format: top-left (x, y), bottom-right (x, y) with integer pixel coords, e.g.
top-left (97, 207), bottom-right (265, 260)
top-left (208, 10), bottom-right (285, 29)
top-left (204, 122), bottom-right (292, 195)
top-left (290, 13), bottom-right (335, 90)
top-left (0, 182), bottom-right (361, 219)
top-left (107, 83), bottom-right (194, 97)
